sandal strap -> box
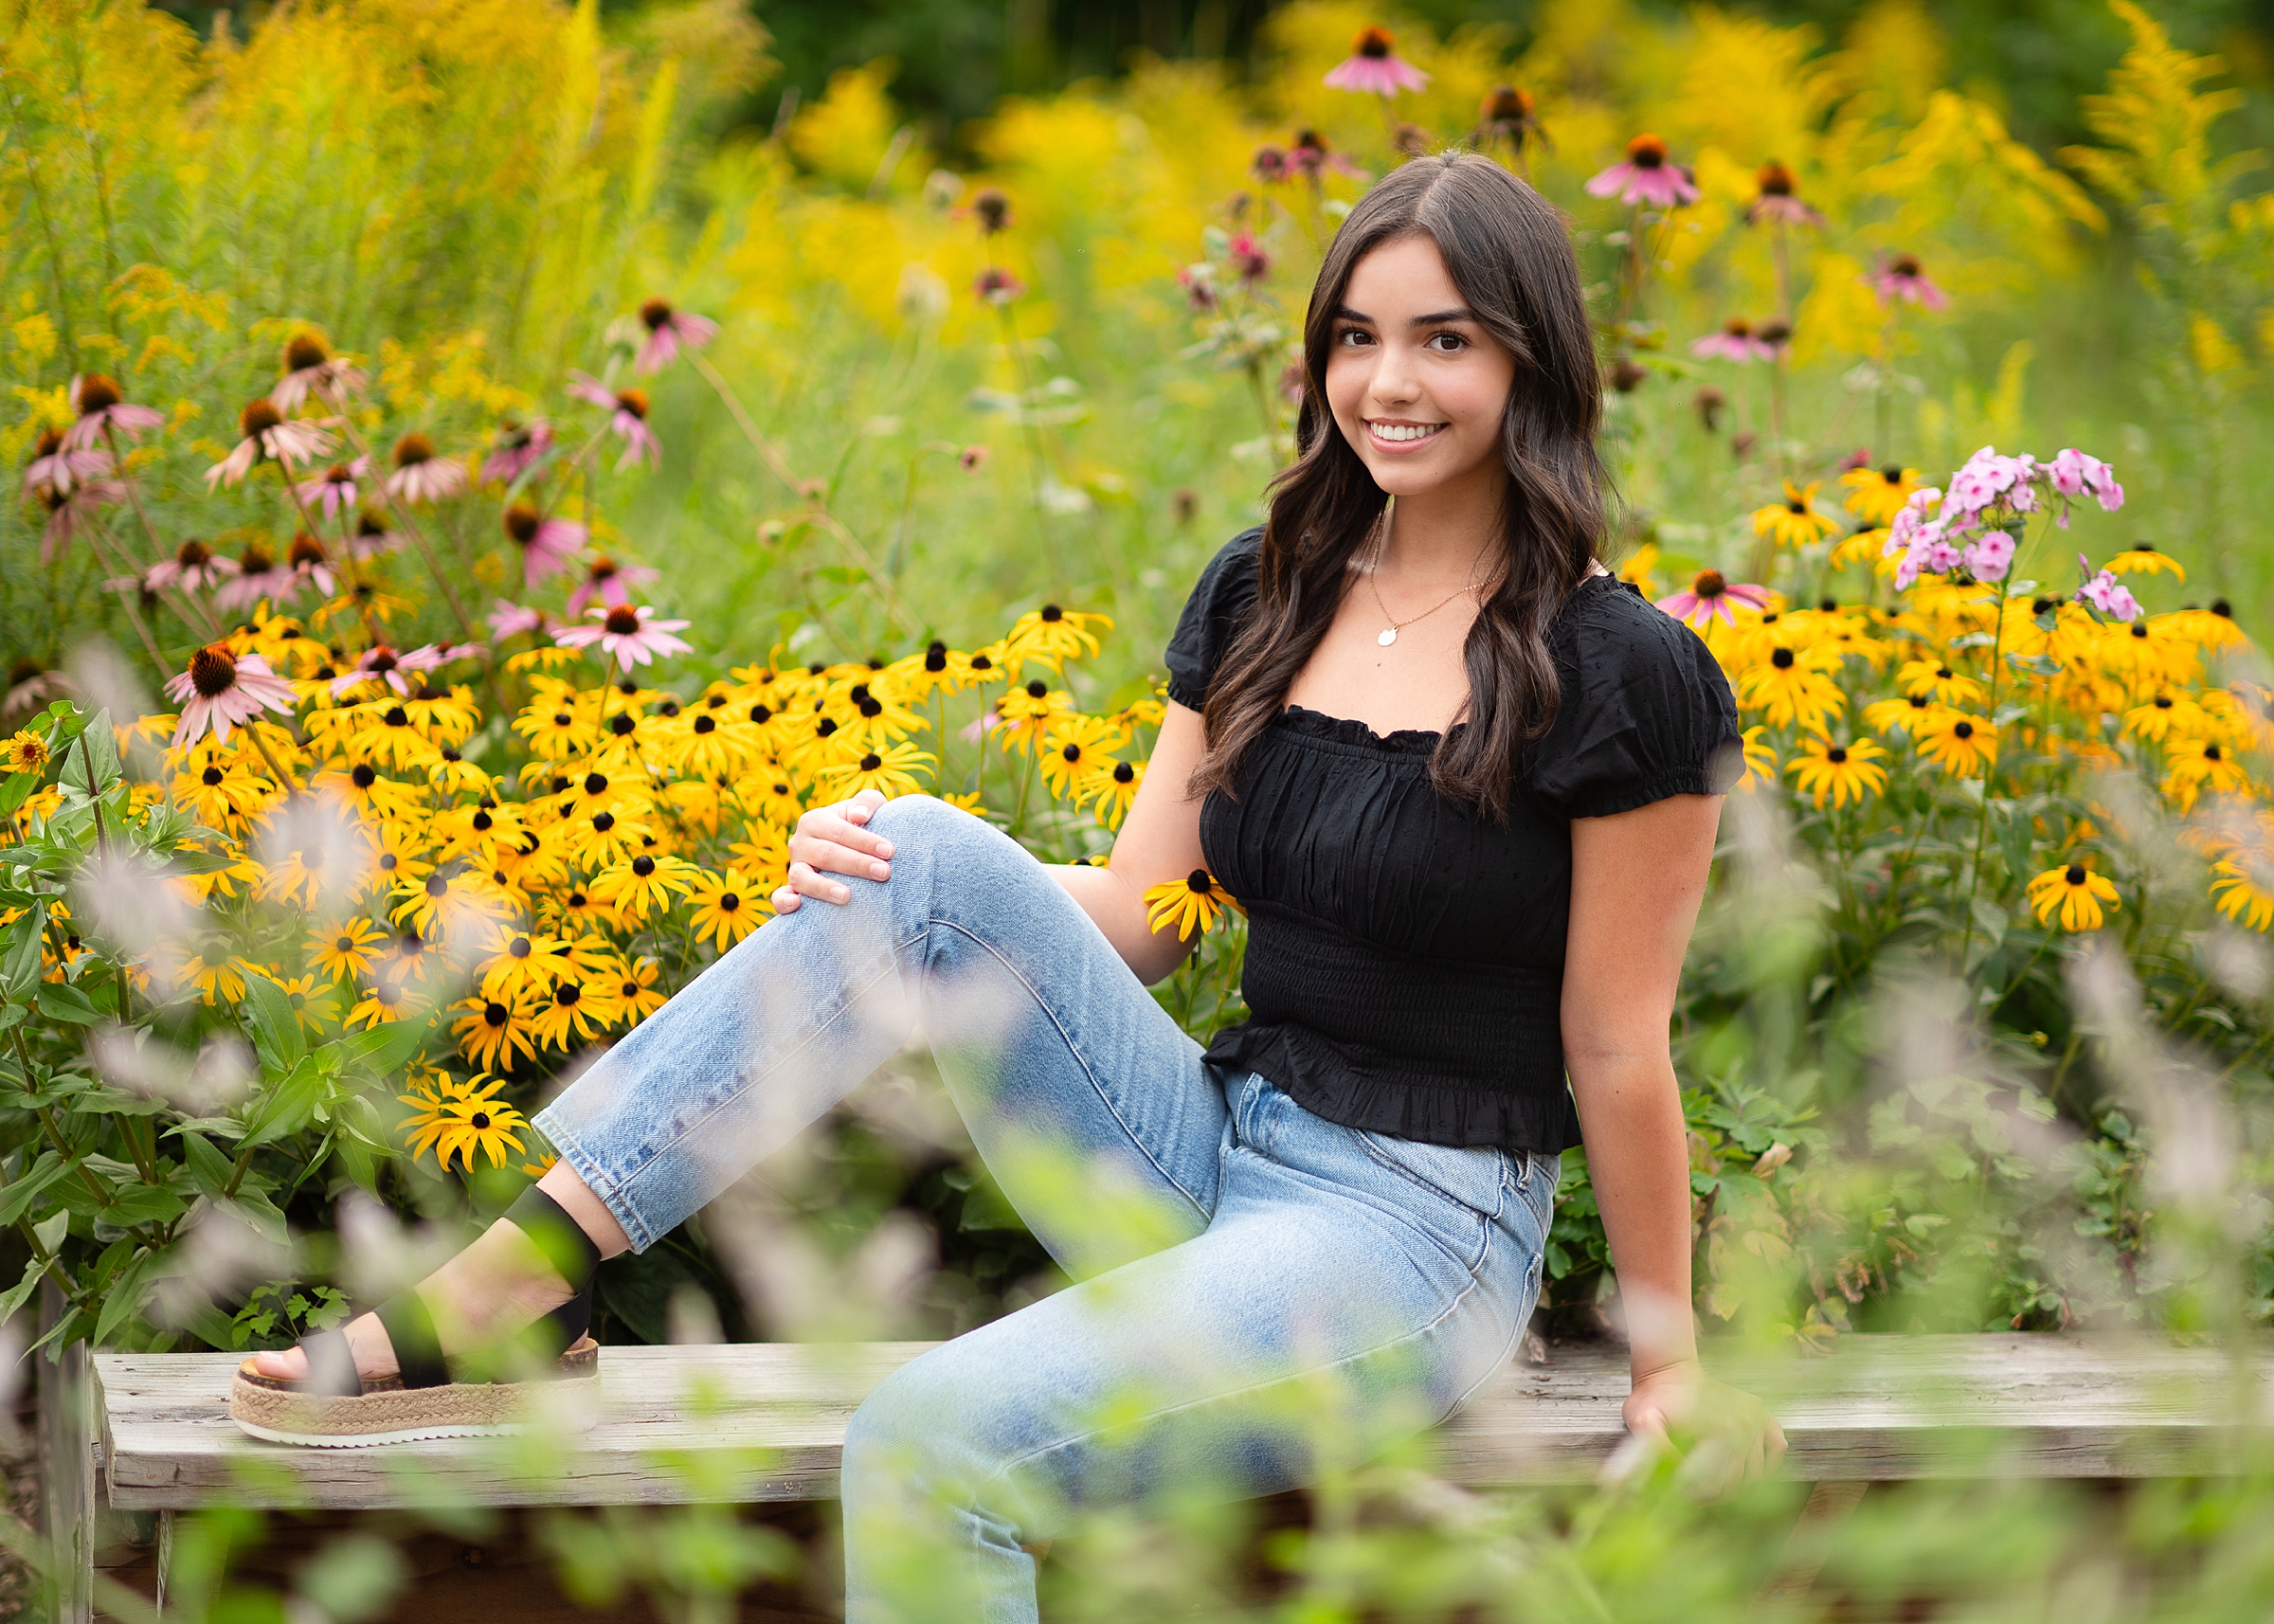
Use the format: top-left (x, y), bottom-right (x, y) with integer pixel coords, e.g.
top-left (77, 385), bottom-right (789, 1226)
top-left (372, 1288), bottom-right (452, 1390)
top-left (298, 1326), bottom-right (362, 1398)
top-left (541, 1282), bottom-right (593, 1349)
top-left (504, 1182), bottom-right (604, 1294)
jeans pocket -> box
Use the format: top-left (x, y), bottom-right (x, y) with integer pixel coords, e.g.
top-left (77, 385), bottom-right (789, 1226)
top-left (1350, 1128), bottom-right (1511, 1224)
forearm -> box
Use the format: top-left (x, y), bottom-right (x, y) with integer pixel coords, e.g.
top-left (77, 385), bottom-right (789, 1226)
top-left (1051, 862), bottom-right (1195, 985)
top-left (1568, 1049), bottom-right (1697, 1381)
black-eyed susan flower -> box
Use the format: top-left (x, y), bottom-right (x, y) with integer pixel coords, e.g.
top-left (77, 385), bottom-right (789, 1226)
top-left (2121, 690), bottom-right (2208, 745)
top-left (2026, 862), bottom-right (2121, 931)
top-left (1915, 712), bottom-right (1997, 777)
top-left (451, 991), bottom-right (540, 1073)
top-left (1143, 869), bottom-right (1241, 942)
top-left (1038, 715), bottom-right (1124, 802)
top-left (172, 751), bottom-right (277, 830)
top-left (2, 730), bottom-right (49, 776)
top-left (813, 743), bottom-right (934, 802)
top-left (2162, 736), bottom-right (2252, 812)
top-left (1082, 757), bottom-right (1145, 830)
top-left (530, 977), bottom-right (605, 1053)
top-left (478, 930), bottom-right (567, 1003)
top-left (1002, 605), bottom-right (1110, 674)
top-left (1785, 735), bottom-right (1888, 809)
top-left (2211, 852), bottom-right (2274, 931)
top-left (1838, 464), bottom-right (1921, 528)
top-left (348, 978), bottom-right (412, 1029)
top-left (1863, 691), bottom-right (1945, 738)
top-left (688, 868), bottom-right (766, 950)
top-left (406, 1074), bottom-right (528, 1172)
top-left (2103, 542), bottom-right (2184, 581)
top-left (1751, 481), bottom-right (1837, 550)
top-left (588, 852), bottom-right (697, 922)
top-left (995, 679), bottom-right (1072, 755)
top-left (1735, 643), bottom-right (1845, 734)
top-left (1897, 659), bottom-right (1986, 707)
top-left (606, 954), bottom-right (667, 1023)
top-left (312, 917), bottom-right (389, 983)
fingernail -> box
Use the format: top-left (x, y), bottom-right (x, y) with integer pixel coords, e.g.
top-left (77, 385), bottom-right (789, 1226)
top-left (875, 841), bottom-right (893, 857)
top-left (872, 862), bottom-right (890, 879)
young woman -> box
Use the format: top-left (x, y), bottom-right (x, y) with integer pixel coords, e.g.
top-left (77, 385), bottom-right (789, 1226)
top-left (236, 153), bottom-right (1783, 1617)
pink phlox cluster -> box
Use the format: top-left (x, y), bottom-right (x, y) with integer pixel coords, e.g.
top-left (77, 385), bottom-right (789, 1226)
top-left (2075, 559), bottom-right (2142, 623)
top-left (2048, 448), bottom-right (2123, 524)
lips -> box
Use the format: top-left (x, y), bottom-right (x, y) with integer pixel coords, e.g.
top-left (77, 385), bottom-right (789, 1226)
top-left (1365, 420), bottom-right (1447, 451)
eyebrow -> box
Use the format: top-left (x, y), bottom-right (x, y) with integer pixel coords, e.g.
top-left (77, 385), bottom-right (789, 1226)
top-left (1333, 305), bottom-right (1479, 327)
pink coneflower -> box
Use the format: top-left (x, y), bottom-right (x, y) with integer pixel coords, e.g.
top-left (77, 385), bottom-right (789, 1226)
top-left (1227, 233), bottom-right (1272, 285)
top-left (330, 642), bottom-right (448, 699)
top-left (1868, 252), bottom-right (1948, 310)
top-left (205, 398), bottom-right (335, 489)
top-left (146, 537), bottom-right (240, 594)
top-left (287, 531), bottom-right (339, 596)
top-left (271, 332), bottom-right (367, 414)
top-left (1689, 317), bottom-right (1776, 364)
top-left (1655, 569), bottom-right (1773, 629)
top-left (346, 509), bottom-right (400, 561)
top-left (973, 268), bottom-right (1025, 307)
top-left (62, 374), bottom-right (165, 453)
top-left (555, 604), bottom-right (692, 673)
top-left (568, 372), bottom-right (662, 470)
top-left (215, 540), bottom-right (297, 612)
top-left (1250, 144), bottom-right (1288, 184)
top-left (294, 459), bottom-right (368, 520)
top-left (1286, 129), bottom-right (1360, 181)
top-left (1477, 85), bottom-right (1547, 156)
top-left (165, 645), bottom-right (298, 749)
top-left (502, 503), bottom-right (586, 586)
top-left (1585, 134), bottom-right (1699, 208)
top-left (487, 600), bottom-right (554, 640)
top-left (1745, 162), bottom-right (1823, 227)
top-left (384, 434), bottom-right (467, 505)
top-left (567, 555), bottom-right (659, 618)
top-left (481, 419), bottom-right (554, 485)
top-left (968, 188), bottom-right (1013, 235)
top-left (1324, 26), bottom-right (1430, 96)
top-left (38, 480), bottom-right (124, 567)
top-left (634, 298), bottom-right (719, 375)
top-left (24, 426), bottom-right (111, 498)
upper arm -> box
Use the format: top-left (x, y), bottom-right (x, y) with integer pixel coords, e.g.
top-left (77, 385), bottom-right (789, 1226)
top-left (1561, 794), bottom-right (1722, 1065)
top-left (1105, 700), bottom-right (1209, 892)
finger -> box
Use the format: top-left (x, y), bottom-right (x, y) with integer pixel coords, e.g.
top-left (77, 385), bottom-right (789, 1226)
top-left (801, 812), bottom-right (894, 860)
top-left (842, 787), bottom-right (889, 820)
top-left (1767, 1418), bottom-right (1788, 1466)
top-left (771, 886), bottom-right (801, 913)
top-left (793, 839), bottom-right (893, 883)
top-left (786, 860), bottom-right (853, 905)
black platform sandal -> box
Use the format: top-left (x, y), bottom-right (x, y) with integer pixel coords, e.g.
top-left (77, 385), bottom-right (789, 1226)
top-left (228, 1185), bottom-right (605, 1447)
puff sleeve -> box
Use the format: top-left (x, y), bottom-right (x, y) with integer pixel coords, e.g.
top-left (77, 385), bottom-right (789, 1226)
top-left (1163, 528), bottom-right (1265, 713)
top-left (1525, 580), bottom-right (1742, 818)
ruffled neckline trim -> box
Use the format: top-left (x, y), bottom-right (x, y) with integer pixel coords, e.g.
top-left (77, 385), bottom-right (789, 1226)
top-left (1273, 704), bottom-right (1446, 752)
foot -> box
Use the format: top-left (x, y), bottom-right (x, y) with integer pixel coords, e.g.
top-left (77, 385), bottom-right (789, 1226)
top-left (251, 1218), bottom-right (578, 1383)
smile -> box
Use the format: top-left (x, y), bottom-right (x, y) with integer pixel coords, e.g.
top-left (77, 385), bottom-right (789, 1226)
top-left (1365, 420), bottom-right (1447, 449)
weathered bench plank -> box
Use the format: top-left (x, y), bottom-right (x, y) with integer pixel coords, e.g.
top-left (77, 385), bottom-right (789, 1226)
top-left (95, 1333), bottom-right (2274, 1511)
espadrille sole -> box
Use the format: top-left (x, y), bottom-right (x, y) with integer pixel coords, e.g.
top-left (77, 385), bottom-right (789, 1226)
top-left (228, 1335), bottom-right (602, 1447)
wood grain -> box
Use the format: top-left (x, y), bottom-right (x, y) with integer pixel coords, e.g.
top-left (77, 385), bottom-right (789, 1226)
top-left (94, 1334), bottom-right (2274, 1511)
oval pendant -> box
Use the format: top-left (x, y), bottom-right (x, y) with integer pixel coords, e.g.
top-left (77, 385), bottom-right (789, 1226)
top-left (1377, 627), bottom-right (1399, 647)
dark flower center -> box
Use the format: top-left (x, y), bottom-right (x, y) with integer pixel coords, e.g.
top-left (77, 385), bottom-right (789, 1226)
top-left (605, 606), bottom-right (641, 635)
top-left (1626, 133), bottom-right (1668, 168)
top-left (77, 374), bottom-right (123, 414)
top-left (1694, 569), bottom-right (1726, 598)
top-left (860, 752), bottom-right (882, 770)
top-left (202, 766), bottom-right (225, 785)
top-left (369, 648), bottom-right (399, 674)
top-left (177, 537), bottom-right (212, 567)
top-left (1113, 762), bottom-right (1134, 783)
top-left (614, 388), bottom-right (649, 420)
top-left (1770, 648), bottom-right (1795, 670)
top-left (375, 983), bottom-right (401, 1006)
top-left (1354, 25), bottom-right (1395, 57)
top-left (382, 706), bottom-right (408, 728)
top-left (1186, 869), bottom-right (1213, 893)
top-left (640, 298), bottom-right (673, 331)
top-left (2066, 865), bottom-right (2087, 886)
top-left (631, 856), bottom-right (656, 876)
top-left (815, 717), bottom-right (838, 738)
top-left (1953, 721), bottom-right (1975, 739)
top-left (239, 544), bottom-right (274, 574)
top-left (749, 703), bottom-right (772, 724)
top-left (471, 1111), bottom-right (491, 1129)
top-left (586, 773), bottom-right (608, 794)
top-left (1484, 84), bottom-right (1533, 122)
top-left (694, 714), bottom-right (715, 733)
top-left (2205, 744), bottom-right (2223, 762)
top-left (926, 641), bottom-right (948, 671)
top-left (509, 936), bottom-right (531, 958)
top-left (1756, 161), bottom-right (1796, 196)
top-left (285, 334), bottom-right (330, 371)
top-left (505, 505), bottom-right (541, 544)
top-left (1041, 604), bottom-right (1063, 622)
top-left (591, 811), bottom-right (616, 832)
top-left (188, 644), bottom-right (238, 697)
top-left (1827, 747), bottom-right (1848, 764)
top-left (1026, 679), bottom-right (1048, 698)
top-left (718, 893), bottom-right (740, 911)
top-left (1062, 743), bottom-right (1081, 762)
top-left (32, 427), bottom-right (63, 458)
top-left (1891, 253), bottom-right (1922, 278)
top-left (557, 983), bottom-right (581, 1006)
top-left (241, 398), bottom-right (282, 437)
top-left (290, 532), bottom-right (327, 566)
top-left (352, 764), bottom-right (377, 787)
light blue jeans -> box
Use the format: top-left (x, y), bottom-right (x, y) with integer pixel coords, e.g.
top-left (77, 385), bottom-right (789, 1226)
top-left (534, 796), bottom-right (1557, 1623)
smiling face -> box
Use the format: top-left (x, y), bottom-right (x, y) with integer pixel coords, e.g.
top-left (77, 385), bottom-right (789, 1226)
top-left (1322, 233), bottom-right (1517, 505)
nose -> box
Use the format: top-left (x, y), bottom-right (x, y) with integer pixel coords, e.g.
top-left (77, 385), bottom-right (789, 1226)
top-left (1367, 338), bottom-right (1421, 409)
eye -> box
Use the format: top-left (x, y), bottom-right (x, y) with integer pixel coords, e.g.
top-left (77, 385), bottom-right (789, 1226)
top-left (1335, 326), bottom-right (1376, 348)
top-left (1424, 331), bottom-right (1470, 352)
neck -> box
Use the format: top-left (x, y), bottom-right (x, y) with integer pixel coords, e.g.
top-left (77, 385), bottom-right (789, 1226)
top-left (1379, 467), bottom-right (1505, 580)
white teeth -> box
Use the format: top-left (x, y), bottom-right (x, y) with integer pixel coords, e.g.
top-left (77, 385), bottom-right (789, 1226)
top-left (1371, 423), bottom-right (1442, 442)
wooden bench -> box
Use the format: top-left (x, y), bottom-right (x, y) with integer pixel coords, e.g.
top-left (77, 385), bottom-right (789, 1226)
top-left (43, 1333), bottom-right (2274, 1620)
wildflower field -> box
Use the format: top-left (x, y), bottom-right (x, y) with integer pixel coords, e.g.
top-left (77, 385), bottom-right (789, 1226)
top-left (8, 0), bottom-right (2274, 1616)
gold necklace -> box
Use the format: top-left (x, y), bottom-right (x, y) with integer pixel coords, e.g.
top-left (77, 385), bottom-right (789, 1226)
top-left (1363, 521), bottom-right (1488, 647)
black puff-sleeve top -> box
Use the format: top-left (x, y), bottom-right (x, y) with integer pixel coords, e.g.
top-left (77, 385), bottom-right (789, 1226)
top-left (1164, 528), bottom-right (1741, 1153)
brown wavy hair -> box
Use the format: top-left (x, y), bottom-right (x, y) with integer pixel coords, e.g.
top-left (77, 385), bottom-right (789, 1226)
top-left (1192, 153), bottom-right (1606, 821)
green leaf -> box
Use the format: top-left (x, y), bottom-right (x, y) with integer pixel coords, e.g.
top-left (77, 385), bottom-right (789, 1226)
top-left (0, 773), bottom-right (35, 822)
top-left (59, 711), bottom-right (119, 799)
top-left (0, 1151), bottom-right (69, 1227)
top-left (33, 1208), bottom-right (69, 1255)
top-left (236, 1053), bottom-right (331, 1148)
top-left (93, 1249), bottom-right (156, 1345)
top-left (0, 1259), bottom-right (45, 1326)
top-left (0, 906), bottom-right (45, 1002)
top-left (176, 1130), bottom-right (237, 1199)
top-left (35, 982), bottom-right (99, 1025)
top-left (332, 1016), bottom-right (430, 1079)
top-left (239, 973), bottom-right (307, 1074)
top-left (104, 1182), bottom-right (187, 1228)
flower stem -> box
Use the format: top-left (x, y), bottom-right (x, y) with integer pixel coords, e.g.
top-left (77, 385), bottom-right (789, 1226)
top-left (322, 403), bottom-right (480, 644)
top-left (1958, 575), bottom-right (2014, 966)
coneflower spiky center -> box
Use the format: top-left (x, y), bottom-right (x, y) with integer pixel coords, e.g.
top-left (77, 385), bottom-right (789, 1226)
top-left (188, 645), bottom-right (239, 698)
top-left (285, 333), bottom-right (330, 371)
top-left (1626, 134), bottom-right (1669, 168)
top-left (639, 298), bottom-right (673, 331)
top-left (604, 606), bottom-right (641, 635)
top-left (1891, 253), bottom-right (1922, 278)
top-left (290, 532), bottom-right (326, 566)
top-left (239, 543), bottom-right (274, 574)
top-left (1353, 26), bottom-right (1396, 56)
top-left (972, 188), bottom-right (1010, 233)
top-left (32, 427), bottom-right (63, 459)
top-left (177, 538), bottom-right (211, 567)
top-left (504, 504), bottom-right (541, 545)
top-left (76, 374), bottom-right (122, 415)
top-left (613, 389), bottom-right (648, 421)
top-left (392, 433), bottom-right (434, 467)
top-left (1756, 161), bottom-right (1796, 196)
top-left (590, 558), bottom-right (619, 581)
top-left (240, 398), bottom-right (282, 438)
top-left (1694, 569), bottom-right (1726, 598)
top-left (1484, 85), bottom-right (1533, 121)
